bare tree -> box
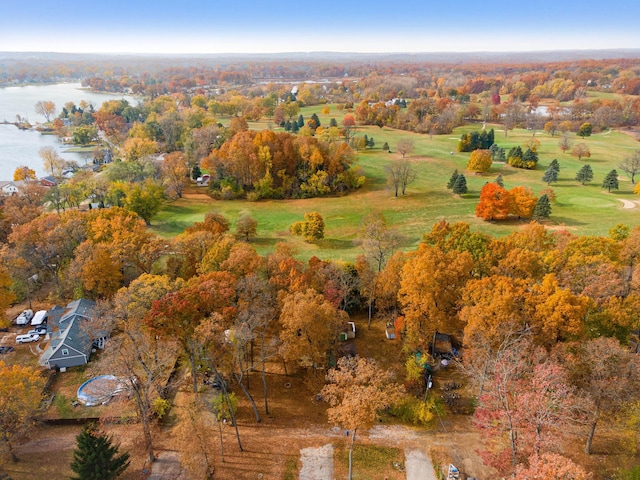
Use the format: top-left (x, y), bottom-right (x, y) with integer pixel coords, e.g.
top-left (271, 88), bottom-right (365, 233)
top-left (571, 143), bottom-right (591, 162)
top-left (385, 159), bottom-right (416, 196)
top-left (360, 212), bottom-right (400, 273)
top-left (558, 132), bottom-right (572, 154)
top-left (396, 138), bottom-right (415, 158)
top-left (34, 100), bottom-right (56, 122)
top-left (619, 150), bottom-right (640, 184)
top-left (38, 146), bottom-right (65, 178)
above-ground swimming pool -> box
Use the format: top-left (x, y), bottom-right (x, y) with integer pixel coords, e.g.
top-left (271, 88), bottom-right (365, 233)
top-left (77, 375), bottom-right (128, 406)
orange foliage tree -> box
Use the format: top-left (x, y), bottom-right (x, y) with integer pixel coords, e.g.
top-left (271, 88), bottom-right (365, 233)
top-left (476, 182), bottom-right (510, 220)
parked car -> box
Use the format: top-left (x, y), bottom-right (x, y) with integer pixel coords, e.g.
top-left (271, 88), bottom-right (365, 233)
top-left (28, 327), bottom-right (47, 336)
top-left (15, 309), bottom-right (34, 326)
top-left (0, 346), bottom-right (14, 354)
top-left (16, 333), bottom-right (40, 344)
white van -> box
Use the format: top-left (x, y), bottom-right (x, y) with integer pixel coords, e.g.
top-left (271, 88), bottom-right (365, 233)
top-left (16, 333), bottom-right (40, 344)
top-left (30, 310), bottom-right (48, 326)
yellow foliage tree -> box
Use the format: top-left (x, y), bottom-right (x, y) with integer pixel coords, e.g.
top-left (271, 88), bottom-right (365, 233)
top-left (0, 361), bottom-right (45, 463)
top-left (508, 186), bottom-right (538, 219)
top-left (399, 245), bottom-right (474, 350)
top-left (0, 266), bottom-right (16, 329)
top-left (12, 166), bottom-right (36, 181)
top-left (467, 149), bottom-right (492, 173)
top-left (279, 289), bottom-right (347, 369)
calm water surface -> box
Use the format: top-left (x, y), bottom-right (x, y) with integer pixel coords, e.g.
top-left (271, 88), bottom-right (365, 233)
top-left (0, 83), bottom-right (139, 180)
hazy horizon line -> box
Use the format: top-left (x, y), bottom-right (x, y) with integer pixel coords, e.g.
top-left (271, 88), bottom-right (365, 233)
top-left (2, 47), bottom-right (640, 57)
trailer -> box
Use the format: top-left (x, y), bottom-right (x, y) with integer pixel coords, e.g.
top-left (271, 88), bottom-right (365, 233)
top-left (30, 309), bottom-right (48, 326)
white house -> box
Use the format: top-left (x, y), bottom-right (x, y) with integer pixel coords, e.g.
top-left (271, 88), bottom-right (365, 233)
top-left (0, 181), bottom-right (20, 196)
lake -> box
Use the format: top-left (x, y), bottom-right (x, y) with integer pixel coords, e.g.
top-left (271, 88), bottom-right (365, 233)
top-left (0, 83), bottom-right (139, 180)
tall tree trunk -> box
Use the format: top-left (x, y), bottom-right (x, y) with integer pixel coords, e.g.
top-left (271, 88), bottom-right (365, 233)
top-left (367, 287), bottom-right (374, 328)
top-left (585, 404), bottom-right (600, 454)
top-left (260, 331), bottom-right (270, 415)
top-left (349, 427), bottom-right (357, 480)
top-left (130, 385), bottom-right (155, 463)
top-left (187, 344), bottom-right (198, 393)
top-left (261, 358), bottom-right (269, 415)
top-left (211, 363), bottom-right (243, 452)
top-left (217, 418), bottom-right (225, 462)
top-left (234, 372), bottom-right (261, 423)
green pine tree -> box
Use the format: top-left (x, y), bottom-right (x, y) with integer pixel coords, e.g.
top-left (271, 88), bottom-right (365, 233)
top-left (446, 169), bottom-right (459, 189)
top-left (297, 114), bottom-right (305, 128)
top-left (71, 423), bottom-right (130, 480)
top-left (533, 194), bottom-right (552, 220)
top-left (330, 117), bottom-right (338, 128)
top-left (575, 164), bottom-right (594, 185)
top-left (382, 142), bottom-right (390, 152)
top-left (549, 158), bottom-right (560, 172)
top-left (452, 173), bottom-right (468, 195)
top-left (311, 113), bottom-right (321, 129)
top-left (542, 167), bottom-right (559, 185)
top-left (495, 174), bottom-right (504, 188)
top-left (191, 164), bottom-right (202, 181)
top-left (602, 169), bottom-right (619, 192)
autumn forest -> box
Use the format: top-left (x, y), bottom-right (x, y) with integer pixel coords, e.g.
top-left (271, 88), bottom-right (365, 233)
top-left (2, 52), bottom-right (640, 479)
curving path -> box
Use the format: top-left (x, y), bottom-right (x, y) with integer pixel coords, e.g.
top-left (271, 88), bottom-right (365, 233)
top-left (619, 198), bottom-right (639, 209)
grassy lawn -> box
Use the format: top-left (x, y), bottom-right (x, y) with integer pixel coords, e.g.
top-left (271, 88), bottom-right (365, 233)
top-left (151, 119), bottom-right (640, 262)
top-left (333, 443), bottom-right (405, 479)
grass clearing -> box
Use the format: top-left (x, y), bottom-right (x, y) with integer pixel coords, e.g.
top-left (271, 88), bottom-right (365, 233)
top-left (333, 442), bottom-right (405, 479)
top-left (152, 120), bottom-right (640, 261)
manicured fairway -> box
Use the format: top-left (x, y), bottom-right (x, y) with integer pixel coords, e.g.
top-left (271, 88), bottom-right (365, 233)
top-left (152, 119), bottom-right (640, 261)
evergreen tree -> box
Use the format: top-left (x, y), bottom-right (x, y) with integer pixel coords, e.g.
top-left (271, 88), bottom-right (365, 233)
top-left (602, 169), bottom-right (620, 192)
top-left (522, 148), bottom-right (539, 169)
top-left (284, 120), bottom-right (292, 131)
top-left (291, 120), bottom-right (299, 133)
top-left (489, 143), bottom-right (499, 160)
top-left (297, 114), bottom-right (305, 128)
top-left (533, 194), bottom-right (552, 220)
top-left (363, 134), bottom-right (369, 148)
top-left (495, 174), bottom-right (504, 187)
top-left (382, 142), bottom-right (390, 152)
top-left (311, 113), bottom-right (321, 129)
top-left (575, 164), bottom-right (594, 185)
top-left (71, 423), bottom-right (130, 480)
top-left (330, 117), bottom-right (338, 128)
top-left (367, 136), bottom-right (375, 148)
top-left (447, 169), bottom-right (459, 189)
top-left (191, 164), bottom-right (202, 181)
top-left (452, 173), bottom-right (468, 195)
top-left (542, 167), bottom-right (559, 185)
top-left (549, 158), bottom-right (560, 173)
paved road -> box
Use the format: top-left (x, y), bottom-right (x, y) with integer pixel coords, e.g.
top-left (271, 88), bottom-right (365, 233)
top-left (405, 449), bottom-right (438, 480)
top-left (299, 444), bottom-right (334, 480)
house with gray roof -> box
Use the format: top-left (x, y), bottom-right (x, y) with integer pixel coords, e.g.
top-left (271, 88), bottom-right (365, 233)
top-left (39, 299), bottom-right (108, 370)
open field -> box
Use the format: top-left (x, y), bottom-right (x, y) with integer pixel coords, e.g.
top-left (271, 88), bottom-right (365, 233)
top-left (152, 118), bottom-right (640, 262)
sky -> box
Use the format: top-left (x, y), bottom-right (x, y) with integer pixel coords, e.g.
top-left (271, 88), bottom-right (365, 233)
top-left (1, 0), bottom-right (640, 54)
